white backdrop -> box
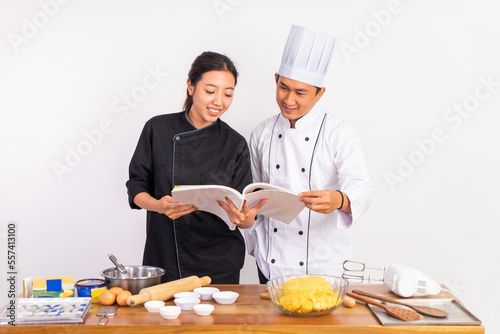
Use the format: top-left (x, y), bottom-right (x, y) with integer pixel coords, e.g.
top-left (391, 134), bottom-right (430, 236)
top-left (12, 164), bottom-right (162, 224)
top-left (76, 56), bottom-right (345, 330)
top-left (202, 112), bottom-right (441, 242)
top-left (1, 0), bottom-right (498, 331)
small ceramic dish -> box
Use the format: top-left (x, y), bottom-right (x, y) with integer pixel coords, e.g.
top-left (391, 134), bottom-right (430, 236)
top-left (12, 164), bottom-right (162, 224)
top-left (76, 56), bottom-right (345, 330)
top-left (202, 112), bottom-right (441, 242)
top-left (173, 291), bottom-right (201, 300)
top-left (193, 287), bottom-right (220, 301)
top-left (212, 291), bottom-right (239, 305)
top-left (174, 297), bottom-right (200, 310)
top-left (193, 304), bottom-right (215, 316)
top-left (160, 306), bottom-right (181, 320)
top-left (144, 300), bottom-right (165, 313)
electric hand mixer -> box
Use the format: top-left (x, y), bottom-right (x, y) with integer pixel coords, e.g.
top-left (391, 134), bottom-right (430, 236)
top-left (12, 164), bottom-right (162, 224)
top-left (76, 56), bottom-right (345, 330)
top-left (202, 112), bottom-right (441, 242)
top-left (342, 260), bottom-right (441, 297)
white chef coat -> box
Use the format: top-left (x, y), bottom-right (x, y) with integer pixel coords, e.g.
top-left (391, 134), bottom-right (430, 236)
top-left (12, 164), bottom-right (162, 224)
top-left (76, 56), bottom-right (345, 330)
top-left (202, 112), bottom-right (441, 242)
top-left (246, 104), bottom-right (373, 280)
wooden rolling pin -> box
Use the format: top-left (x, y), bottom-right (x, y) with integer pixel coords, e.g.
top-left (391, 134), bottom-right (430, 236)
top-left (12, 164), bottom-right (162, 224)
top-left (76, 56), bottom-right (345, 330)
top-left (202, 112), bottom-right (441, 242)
top-left (342, 295), bottom-right (356, 308)
top-left (127, 275), bottom-right (211, 306)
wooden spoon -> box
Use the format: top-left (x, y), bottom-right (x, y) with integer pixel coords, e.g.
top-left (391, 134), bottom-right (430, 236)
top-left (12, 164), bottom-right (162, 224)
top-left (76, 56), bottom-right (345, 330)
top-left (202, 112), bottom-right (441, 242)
top-left (346, 292), bottom-right (424, 322)
top-left (352, 290), bottom-right (449, 318)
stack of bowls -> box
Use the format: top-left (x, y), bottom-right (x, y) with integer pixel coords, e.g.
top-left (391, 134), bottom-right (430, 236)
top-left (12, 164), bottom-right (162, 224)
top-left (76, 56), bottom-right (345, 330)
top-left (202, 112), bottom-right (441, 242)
top-left (193, 287), bottom-right (220, 301)
top-left (173, 291), bottom-right (201, 310)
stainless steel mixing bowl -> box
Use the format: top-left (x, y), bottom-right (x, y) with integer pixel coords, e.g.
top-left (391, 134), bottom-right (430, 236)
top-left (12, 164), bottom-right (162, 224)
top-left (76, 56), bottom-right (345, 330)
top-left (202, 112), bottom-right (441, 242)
top-left (100, 265), bottom-right (165, 295)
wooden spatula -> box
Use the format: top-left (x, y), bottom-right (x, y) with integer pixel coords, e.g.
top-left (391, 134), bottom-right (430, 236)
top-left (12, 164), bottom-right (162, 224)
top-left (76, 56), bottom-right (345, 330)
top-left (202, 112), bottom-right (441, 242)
top-left (352, 289), bottom-right (448, 318)
top-left (346, 292), bottom-right (424, 322)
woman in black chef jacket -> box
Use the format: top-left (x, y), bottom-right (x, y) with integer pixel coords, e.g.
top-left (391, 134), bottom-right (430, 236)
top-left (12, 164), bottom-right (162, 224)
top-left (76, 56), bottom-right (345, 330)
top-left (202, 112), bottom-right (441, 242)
top-left (126, 51), bottom-right (266, 284)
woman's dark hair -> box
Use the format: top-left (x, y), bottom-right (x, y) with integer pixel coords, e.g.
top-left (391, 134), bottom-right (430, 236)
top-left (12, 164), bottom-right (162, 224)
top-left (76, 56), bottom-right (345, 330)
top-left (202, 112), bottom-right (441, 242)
top-left (183, 51), bottom-right (239, 111)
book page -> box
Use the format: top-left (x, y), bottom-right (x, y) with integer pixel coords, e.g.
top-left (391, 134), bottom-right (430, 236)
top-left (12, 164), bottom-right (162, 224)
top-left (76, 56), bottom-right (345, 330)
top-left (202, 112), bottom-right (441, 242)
top-left (244, 189), bottom-right (305, 224)
top-left (171, 185), bottom-right (244, 230)
top-left (242, 182), bottom-right (296, 195)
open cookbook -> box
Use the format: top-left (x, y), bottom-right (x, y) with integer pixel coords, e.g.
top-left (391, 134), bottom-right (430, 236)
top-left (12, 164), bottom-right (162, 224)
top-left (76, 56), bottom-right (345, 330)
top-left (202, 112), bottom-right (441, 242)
top-left (172, 182), bottom-right (306, 230)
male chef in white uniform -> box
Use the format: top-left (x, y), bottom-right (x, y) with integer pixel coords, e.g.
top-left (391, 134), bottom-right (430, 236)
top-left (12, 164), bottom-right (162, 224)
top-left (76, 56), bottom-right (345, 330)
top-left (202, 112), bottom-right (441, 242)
top-left (246, 25), bottom-right (373, 283)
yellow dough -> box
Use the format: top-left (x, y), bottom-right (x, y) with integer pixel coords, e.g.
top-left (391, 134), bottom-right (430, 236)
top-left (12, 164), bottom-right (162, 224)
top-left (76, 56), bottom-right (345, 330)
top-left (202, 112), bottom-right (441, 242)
top-left (278, 275), bottom-right (339, 313)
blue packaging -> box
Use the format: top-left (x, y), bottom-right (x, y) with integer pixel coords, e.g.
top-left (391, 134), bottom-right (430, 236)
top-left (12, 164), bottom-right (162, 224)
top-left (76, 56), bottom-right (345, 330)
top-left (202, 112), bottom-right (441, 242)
top-left (76, 279), bottom-right (106, 302)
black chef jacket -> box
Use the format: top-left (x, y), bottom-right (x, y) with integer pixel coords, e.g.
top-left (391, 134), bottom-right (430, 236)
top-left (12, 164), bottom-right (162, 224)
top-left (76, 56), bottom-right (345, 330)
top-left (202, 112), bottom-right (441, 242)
top-left (126, 111), bottom-right (252, 283)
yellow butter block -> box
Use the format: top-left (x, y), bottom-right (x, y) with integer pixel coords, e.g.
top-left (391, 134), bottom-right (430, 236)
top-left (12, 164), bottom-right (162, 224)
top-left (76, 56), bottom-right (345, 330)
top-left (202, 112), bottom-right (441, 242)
top-left (30, 276), bottom-right (75, 298)
top-left (33, 276), bottom-right (75, 290)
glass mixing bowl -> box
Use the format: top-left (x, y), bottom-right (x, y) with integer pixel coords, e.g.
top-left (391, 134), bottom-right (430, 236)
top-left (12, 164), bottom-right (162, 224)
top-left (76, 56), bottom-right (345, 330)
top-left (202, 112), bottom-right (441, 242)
top-left (266, 274), bottom-right (349, 317)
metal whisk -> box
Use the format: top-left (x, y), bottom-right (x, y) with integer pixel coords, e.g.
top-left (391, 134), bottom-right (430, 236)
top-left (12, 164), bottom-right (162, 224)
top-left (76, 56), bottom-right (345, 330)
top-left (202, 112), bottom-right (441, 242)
top-left (342, 260), bottom-right (385, 284)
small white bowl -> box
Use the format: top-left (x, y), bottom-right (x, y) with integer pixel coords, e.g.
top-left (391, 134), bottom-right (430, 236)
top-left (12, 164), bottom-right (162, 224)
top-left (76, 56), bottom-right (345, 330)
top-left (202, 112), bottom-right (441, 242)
top-left (212, 291), bottom-right (239, 305)
top-left (193, 287), bottom-right (220, 301)
top-left (193, 304), bottom-right (214, 316)
top-left (174, 297), bottom-right (200, 310)
top-left (173, 291), bottom-right (201, 300)
top-left (144, 300), bottom-right (165, 313)
top-left (160, 306), bottom-right (181, 320)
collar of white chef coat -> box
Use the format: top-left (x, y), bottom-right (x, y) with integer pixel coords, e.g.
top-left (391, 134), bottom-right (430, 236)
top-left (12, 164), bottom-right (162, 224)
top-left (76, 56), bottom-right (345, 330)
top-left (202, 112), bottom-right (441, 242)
top-left (277, 103), bottom-right (323, 130)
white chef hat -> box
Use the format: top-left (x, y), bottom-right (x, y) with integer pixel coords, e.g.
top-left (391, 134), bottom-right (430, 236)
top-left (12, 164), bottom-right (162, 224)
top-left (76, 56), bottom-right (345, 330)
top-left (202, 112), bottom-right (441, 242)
top-left (278, 25), bottom-right (336, 88)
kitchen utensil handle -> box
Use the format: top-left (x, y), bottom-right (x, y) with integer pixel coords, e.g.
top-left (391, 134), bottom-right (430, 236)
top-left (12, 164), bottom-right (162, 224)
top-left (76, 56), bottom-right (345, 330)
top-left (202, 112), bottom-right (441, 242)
top-left (126, 292), bottom-right (151, 306)
top-left (346, 292), bottom-right (387, 309)
top-left (199, 276), bottom-right (211, 286)
top-left (342, 295), bottom-right (356, 308)
top-left (97, 314), bottom-right (109, 325)
top-left (352, 289), bottom-right (403, 306)
top-left (108, 254), bottom-right (127, 274)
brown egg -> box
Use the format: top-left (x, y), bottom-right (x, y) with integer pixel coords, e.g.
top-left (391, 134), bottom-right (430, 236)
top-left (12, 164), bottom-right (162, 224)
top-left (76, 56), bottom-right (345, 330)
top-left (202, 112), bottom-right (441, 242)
top-left (99, 290), bottom-right (116, 305)
top-left (116, 290), bottom-right (132, 306)
top-left (109, 287), bottom-right (124, 295)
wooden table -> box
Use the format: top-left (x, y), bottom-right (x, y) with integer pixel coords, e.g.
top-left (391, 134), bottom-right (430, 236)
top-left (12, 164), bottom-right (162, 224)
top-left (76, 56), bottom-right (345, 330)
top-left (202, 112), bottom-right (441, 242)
top-left (3, 284), bottom-right (484, 333)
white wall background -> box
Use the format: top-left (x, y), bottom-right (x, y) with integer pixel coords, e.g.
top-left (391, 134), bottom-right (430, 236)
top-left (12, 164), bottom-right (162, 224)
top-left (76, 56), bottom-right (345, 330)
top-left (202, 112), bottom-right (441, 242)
top-left (1, 0), bottom-right (498, 331)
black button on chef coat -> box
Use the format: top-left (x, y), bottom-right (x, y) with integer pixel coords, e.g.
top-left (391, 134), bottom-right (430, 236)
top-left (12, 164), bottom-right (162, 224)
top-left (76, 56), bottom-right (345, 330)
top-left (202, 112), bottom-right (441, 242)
top-left (127, 111), bottom-right (251, 284)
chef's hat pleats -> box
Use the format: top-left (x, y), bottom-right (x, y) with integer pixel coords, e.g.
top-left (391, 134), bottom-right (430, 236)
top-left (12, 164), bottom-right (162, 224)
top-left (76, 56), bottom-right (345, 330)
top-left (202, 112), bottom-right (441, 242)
top-left (278, 25), bottom-right (336, 88)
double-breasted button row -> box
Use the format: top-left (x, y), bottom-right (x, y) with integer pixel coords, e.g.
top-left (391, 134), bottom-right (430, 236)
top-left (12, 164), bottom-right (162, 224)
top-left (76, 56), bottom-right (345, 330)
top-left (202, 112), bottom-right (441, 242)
top-left (269, 259), bottom-right (304, 266)
top-left (275, 135), bottom-right (309, 171)
top-left (278, 134), bottom-right (310, 141)
top-left (276, 165), bottom-right (306, 172)
top-left (272, 228), bottom-right (303, 235)
top-left (276, 133), bottom-right (280, 168)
